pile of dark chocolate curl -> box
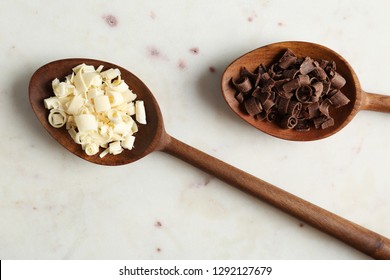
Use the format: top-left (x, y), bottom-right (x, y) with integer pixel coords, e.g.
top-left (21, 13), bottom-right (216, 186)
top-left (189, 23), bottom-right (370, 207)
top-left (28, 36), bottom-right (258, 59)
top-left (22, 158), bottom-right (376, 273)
top-left (231, 49), bottom-right (350, 130)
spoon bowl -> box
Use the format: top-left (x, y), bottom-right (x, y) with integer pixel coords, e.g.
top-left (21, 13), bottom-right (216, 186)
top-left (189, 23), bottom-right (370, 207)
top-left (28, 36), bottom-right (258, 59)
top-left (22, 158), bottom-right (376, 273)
top-left (29, 58), bottom-right (164, 165)
top-left (29, 58), bottom-right (390, 259)
top-left (221, 41), bottom-right (390, 141)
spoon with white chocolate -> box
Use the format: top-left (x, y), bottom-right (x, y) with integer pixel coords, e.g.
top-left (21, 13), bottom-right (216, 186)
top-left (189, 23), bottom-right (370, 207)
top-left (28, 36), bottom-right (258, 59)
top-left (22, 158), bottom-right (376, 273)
top-left (29, 58), bottom-right (390, 259)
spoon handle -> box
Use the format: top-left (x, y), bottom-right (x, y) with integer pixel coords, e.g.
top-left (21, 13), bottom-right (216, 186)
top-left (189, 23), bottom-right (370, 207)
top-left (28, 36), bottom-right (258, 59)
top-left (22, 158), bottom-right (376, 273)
top-left (161, 134), bottom-right (390, 259)
top-left (361, 91), bottom-right (390, 113)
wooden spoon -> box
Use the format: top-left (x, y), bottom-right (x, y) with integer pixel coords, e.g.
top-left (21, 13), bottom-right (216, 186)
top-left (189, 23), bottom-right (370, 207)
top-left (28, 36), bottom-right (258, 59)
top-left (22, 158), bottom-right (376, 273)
top-left (221, 41), bottom-right (390, 141)
top-left (29, 58), bottom-right (390, 259)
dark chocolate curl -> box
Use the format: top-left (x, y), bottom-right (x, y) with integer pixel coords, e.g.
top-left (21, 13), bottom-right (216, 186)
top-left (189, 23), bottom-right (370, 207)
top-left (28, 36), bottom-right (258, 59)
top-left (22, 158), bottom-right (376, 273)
top-left (307, 102), bottom-right (320, 118)
top-left (328, 61), bottom-right (337, 70)
top-left (232, 76), bottom-right (252, 93)
top-left (255, 111), bottom-right (267, 121)
top-left (297, 74), bottom-right (310, 86)
top-left (244, 97), bottom-right (262, 116)
top-left (329, 90), bottom-right (350, 108)
top-left (253, 74), bottom-right (262, 88)
top-left (311, 81), bottom-right (324, 101)
top-left (277, 97), bottom-right (290, 114)
top-left (283, 69), bottom-right (300, 79)
top-left (258, 90), bottom-right (272, 104)
top-left (298, 105), bottom-right (308, 119)
top-left (330, 72), bottom-right (346, 89)
top-left (266, 109), bottom-right (278, 122)
top-left (235, 92), bottom-right (245, 103)
top-left (274, 79), bottom-right (293, 99)
top-left (270, 64), bottom-right (284, 79)
top-left (262, 99), bottom-right (275, 112)
top-left (282, 78), bottom-right (300, 93)
top-left (261, 72), bottom-right (271, 81)
top-left (240, 67), bottom-right (257, 80)
top-left (279, 115), bottom-right (298, 129)
top-left (295, 85), bottom-right (313, 103)
top-left (324, 61), bottom-right (337, 76)
top-left (300, 57), bottom-right (316, 75)
top-left (261, 78), bottom-right (275, 93)
top-left (251, 87), bottom-right (262, 98)
top-left (319, 99), bottom-right (332, 117)
top-left (258, 91), bottom-right (275, 111)
top-left (287, 100), bottom-right (302, 116)
top-left (319, 59), bottom-right (329, 69)
top-left (312, 67), bottom-right (327, 80)
top-left (321, 117), bottom-right (334, 129)
top-left (257, 64), bottom-right (268, 75)
top-left (322, 80), bottom-right (331, 96)
top-left (313, 115), bottom-right (329, 129)
top-left (295, 119), bottom-right (310, 131)
top-left (278, 49), bottom-right (297, 69)
top-left (242, 68), bottom-right (262, 90)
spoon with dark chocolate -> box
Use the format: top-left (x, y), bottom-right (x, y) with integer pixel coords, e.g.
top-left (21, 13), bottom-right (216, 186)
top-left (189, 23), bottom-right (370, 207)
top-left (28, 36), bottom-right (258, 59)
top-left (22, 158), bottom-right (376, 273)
top-left (222, 41), bottom-right (390, 141)
top-left (29, 58), bottom-right (390, 259)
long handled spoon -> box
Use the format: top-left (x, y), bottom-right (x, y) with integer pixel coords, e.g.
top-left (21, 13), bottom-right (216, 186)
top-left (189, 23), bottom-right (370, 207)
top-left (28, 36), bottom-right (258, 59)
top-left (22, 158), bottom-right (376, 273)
top-left (29, 58), bottom-right (390, 259)
top-left (222, 41), bottom-right (390, 141)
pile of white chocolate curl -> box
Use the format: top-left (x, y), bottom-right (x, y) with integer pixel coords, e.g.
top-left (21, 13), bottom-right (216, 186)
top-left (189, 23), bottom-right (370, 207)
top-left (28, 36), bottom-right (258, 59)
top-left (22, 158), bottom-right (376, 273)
top-left (43, 63), bottom-right (147, 158)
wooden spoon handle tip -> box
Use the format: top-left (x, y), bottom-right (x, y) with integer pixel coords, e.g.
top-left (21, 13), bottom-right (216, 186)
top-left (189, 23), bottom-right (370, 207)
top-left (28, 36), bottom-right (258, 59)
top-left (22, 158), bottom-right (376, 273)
top-left (361, 91), bottom-right (390, 113)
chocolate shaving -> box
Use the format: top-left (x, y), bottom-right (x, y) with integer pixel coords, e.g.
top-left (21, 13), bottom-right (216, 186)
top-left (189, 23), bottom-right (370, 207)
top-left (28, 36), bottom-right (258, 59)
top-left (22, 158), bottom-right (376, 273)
top-left (319, 59), bottom-right (329, 69)
top-left (322, 80), bottom-right (331, 96)
top-left (311, 81), bottom-right (324, 102)
top-left (313, 115), bottom-right (328, 129)
top-left (319, 99), bottom-right (332, 117)
top-left (297, 74), bottom-right (310, 86)
top-left (329, 89), bottom-right (350, 108)
top-left (312, 67), bottom-right (327, 81)
top-left (261, 78), bottom-right (275, 93)
top-left (295, 86), bottom-right (313, 104)
top-left (257, 91), bottom-right (275, 111)
top-left (321, 117), bottom-right (334, 129)
top-left (330, 71), bottom-right (346, 89)
top-left (277, 97), bottom-right (290, 114)
top-left (283, 69), bottom-right (300, 79)
top-left (261, 72), bottom-right (271, 81)
top-left (280, 115), bottom-right (298, 129)
top-left (300, 57), bottom-right (316, 75)
top-left (235, 92), bottom-right (245, 103)
top-left (287, 100), bottom-right (302, 116)
top-left (257, 64), bottom-right (267, 74)
top-left (295, 119), bottom-right (310, 131)
top-left (266, 109), bottom-right (278, 122)
top-left (244, 97), bottom-right (262, 116)
top-left (231, 76), bottom-right (252, 93)
top-left (240, 67), bottom-right (254, 78)
top-left (231, 48), bottom-right (350, 131)
top-left (306, 102), bottom-right (320, 118)
top-left (282, 78), bottom-right (300, 93)
top-left (278, 49), bottom-right (297, 69)
top-left (251, 87), bottom-right (262, 98)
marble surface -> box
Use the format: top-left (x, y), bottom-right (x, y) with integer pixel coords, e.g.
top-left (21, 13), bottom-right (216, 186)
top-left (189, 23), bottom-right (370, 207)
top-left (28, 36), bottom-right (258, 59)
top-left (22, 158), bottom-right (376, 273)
top-left (1, 0), bottom-right (390, 260)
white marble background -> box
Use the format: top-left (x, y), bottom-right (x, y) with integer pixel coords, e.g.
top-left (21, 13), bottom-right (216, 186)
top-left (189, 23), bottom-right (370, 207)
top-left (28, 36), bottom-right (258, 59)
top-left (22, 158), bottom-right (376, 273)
top-left (1, 0), bottom-right (390, 259)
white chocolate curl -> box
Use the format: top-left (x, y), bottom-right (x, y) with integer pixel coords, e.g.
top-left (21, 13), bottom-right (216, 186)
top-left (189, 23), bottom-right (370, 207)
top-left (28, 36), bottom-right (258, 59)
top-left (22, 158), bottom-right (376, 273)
top-left (135, 100), bottom-right (146, 124)
top-left (48, 109), bottom-right (67, 128)
top-left (43, 63), bottom-right (147, 157)
top-left (84, 143), bottom-right (100, 156)
top-left (75, 114), bottom-right (98, 132)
